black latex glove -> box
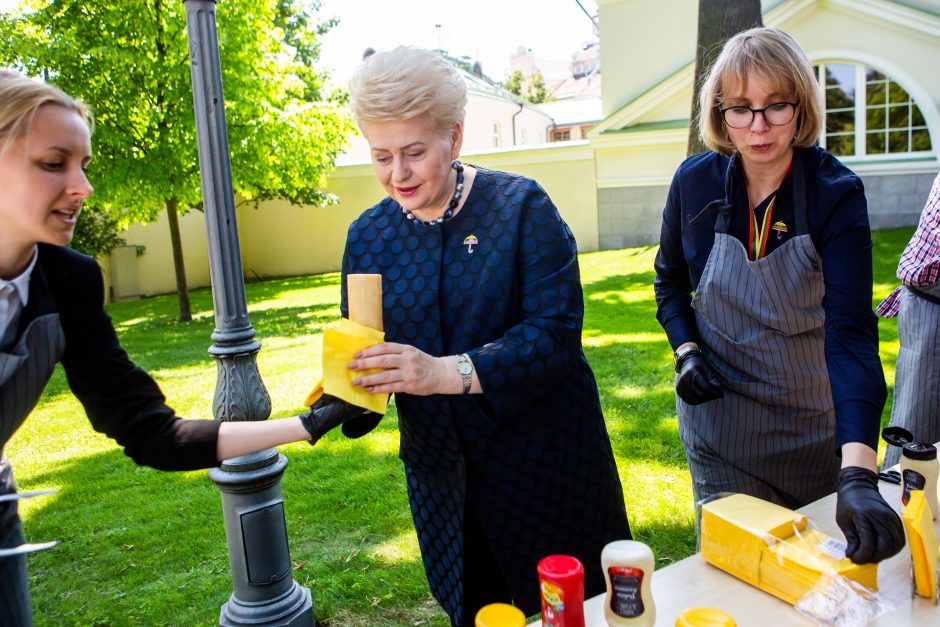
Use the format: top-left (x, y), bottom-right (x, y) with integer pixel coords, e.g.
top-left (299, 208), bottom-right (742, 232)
top-left (835, 466), bottom-right (905, 564)
top-left (675, 349), bottom-right (724, 405)
top-left (298, 394), bottom-right (383, 445)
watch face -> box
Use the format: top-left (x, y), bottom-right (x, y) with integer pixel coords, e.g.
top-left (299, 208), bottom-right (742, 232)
top-left (458, 361), bottom-right (473, 375)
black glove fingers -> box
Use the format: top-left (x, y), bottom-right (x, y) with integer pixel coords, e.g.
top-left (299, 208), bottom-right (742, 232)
top-left (868, 513), bottom-right (905, 562)
top-left (842, 525), bottom-right (861, 561)
top-left (676, 353), bottom-right (723, 405)
top-left (847, 515), bottom-right (876, 564)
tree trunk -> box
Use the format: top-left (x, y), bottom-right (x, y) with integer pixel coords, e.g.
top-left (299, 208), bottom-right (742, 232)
top-left (687, 0), bottom-right (763, 156)
top-left (165, 196), bottom-right (193, 322)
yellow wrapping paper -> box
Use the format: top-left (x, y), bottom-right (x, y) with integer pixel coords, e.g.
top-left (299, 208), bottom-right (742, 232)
top-left (903, 489), bottom-right (939, 600)
top-left (304, 318), bottom-right (389, 415)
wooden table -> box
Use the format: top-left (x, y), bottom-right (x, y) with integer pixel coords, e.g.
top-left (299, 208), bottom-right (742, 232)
top-left (535, 476), bottom-right (939, 626)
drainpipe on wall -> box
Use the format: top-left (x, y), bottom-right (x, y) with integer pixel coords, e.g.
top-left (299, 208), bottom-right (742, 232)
top-left (511, 102), bottom-right (524, 146)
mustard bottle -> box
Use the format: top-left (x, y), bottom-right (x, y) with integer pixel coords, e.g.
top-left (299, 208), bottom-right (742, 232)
top-left (601, 540), bottom-right (656, 626)
top-left (900, 442), bottom-right (939, 520)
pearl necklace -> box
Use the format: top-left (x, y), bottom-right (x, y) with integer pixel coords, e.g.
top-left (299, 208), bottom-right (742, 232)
top-left (401, 160), bottom-right (465, 225)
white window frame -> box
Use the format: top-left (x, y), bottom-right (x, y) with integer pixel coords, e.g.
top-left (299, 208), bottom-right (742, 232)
top-left (816, 61), bottom-right (933, 162)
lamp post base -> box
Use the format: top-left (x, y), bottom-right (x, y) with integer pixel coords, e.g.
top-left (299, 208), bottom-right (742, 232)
top-left (210, 449), bottom-right (314, 627)
top-left (219, 582), bottom-right (313, 627)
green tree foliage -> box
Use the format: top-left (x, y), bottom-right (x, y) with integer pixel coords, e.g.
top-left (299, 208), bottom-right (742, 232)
top-left (70, 206), bottom-right (126, 258)
top-left (1, 0), bottom-right (352, 320)
top-left (526, 70), bottom-right (550, 104)
top-left (687, 0), bottom-right (762, 156)
top-left (505, 70), bottom-right (524, 96)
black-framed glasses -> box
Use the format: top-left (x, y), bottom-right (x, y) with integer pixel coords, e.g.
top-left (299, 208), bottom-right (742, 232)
top-left (718, 102), bottom-right (798, 129)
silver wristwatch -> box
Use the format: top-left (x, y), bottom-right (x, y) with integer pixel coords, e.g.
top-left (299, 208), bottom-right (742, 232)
top-left (456, 354), bottom-right (473, 394)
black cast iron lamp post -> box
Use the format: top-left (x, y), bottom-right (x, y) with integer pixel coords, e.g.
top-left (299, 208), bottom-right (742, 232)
top-left (182, 1), bottom-right (313, 624)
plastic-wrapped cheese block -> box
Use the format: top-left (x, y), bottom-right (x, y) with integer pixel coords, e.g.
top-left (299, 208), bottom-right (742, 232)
top-left (761, 528), bottom-right (877, 604)
top-left (701, 494), bottom-right (877, 605)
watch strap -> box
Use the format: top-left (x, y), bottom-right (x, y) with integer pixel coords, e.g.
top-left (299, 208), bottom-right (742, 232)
top-left (456, 354), bottom-right (472, 394)
top-left (674, 345), bottom-right (701, 373)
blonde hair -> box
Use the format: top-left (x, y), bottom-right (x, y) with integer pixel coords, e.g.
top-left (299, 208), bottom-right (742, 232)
top-left (348, 46), bottom-right (467, 133)
top-left (0, 70), bottom-right (92, 154)
top-left (698, 27), bottom-right (822, 155)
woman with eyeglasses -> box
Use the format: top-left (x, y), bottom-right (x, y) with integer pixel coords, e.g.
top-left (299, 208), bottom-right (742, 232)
top-left (654, 27), bottom-right (904, 565)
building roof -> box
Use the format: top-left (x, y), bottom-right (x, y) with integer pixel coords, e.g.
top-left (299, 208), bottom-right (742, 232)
top-left (537, 98), bottom-right (603, 126)
top-left (593, 0), bottom-right (940, 137)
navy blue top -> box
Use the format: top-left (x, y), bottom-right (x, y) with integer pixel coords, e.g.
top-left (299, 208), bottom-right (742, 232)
top-left (654, 146), bottom-right (886, 450)
top-left (340, 167), bottom-right (629, 618)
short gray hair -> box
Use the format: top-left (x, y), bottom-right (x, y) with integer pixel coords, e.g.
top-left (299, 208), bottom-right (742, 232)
top-left (349, 46), bottom-right (467, 133)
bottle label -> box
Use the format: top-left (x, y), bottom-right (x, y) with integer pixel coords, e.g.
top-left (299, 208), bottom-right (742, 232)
top-left (608, 566), bottom-right (645, 618)
top-left (540, 579), bottom-right (565, 626)
top-left (902, 469), bottom-right (926, 505)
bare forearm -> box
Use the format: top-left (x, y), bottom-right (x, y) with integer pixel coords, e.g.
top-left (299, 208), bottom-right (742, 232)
top-left (841, 442), bottom-right (877, 472)
top-left (216, 417), bottom-right (309, 460)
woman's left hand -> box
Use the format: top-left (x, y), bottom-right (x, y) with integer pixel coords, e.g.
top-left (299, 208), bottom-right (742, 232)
top-left (349, 342), bottom-right (448, 395)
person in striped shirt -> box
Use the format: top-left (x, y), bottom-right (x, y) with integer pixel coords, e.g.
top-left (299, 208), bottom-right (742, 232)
top-left (877, 172), bottom-right (940, 467)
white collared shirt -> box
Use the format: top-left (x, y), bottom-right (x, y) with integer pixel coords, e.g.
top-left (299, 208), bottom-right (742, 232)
top-left (0, 247), bottom-right (38, 347)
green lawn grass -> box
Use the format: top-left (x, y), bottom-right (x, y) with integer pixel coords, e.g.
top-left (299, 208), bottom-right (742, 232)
top-left (7, 227), bottom-right (913, 626)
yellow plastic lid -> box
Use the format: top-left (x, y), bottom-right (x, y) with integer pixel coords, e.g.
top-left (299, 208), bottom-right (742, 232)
top-left (675, 607), bottom-right (736, 627)
top-left (475, 603), bottom-right (526, 627)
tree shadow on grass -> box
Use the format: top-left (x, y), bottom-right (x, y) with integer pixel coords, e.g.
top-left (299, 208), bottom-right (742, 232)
top-left (19, 425), bottom-right (445, 626)
top-left (105, 302), bottom-right (338, 375)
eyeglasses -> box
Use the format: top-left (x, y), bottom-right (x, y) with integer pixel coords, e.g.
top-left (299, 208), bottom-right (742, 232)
top-left (718, 102), bottom-right (798, 129)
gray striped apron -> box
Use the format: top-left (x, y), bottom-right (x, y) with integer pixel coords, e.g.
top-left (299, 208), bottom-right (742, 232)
top-left (883, 283), bottom-right (940, 468)
top-left (0, 312), bottom-right (65, 627)
top-left (679, 157), bottom-right (840, 509)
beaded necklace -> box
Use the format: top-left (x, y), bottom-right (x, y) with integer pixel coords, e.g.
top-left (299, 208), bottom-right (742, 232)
top-left (400, 160), bottom-right (465, 225)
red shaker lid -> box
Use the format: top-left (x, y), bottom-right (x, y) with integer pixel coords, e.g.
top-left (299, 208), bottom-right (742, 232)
top-left (537, 555), bottom-right (584, 577)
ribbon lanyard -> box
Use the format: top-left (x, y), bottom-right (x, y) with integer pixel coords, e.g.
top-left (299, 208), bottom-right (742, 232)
top-left (748, 160), bottom-right (792, 261)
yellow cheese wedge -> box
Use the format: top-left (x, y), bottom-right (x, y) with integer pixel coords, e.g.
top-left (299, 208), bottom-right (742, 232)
top-left (903, 490), bottom-right (939, 600)
top-left (701, 494), bottom-right (878, 606)
top-left (305, 318), bottom-right (389, 415)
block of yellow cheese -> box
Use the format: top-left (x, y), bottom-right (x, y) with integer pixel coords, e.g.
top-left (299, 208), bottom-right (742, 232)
top-left (701, 494), bottom-right (878, 605)
top-left (902, 490), bottom-right (939, 600)
top-left (701, 493), bottom-right (808, 587)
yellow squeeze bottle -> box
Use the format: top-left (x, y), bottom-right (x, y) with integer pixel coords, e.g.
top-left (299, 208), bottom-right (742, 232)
top-left (902, 490), bottom-right (939, 601)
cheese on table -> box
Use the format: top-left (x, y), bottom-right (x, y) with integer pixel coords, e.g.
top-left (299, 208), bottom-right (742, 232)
top-left (902, 489), bottom-right (939, 600)
top-left (701, 494), bottom-right (878, 605)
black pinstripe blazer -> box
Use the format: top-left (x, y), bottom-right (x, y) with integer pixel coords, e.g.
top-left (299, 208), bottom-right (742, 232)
top-left (8, 244), bottom-right (219, 471)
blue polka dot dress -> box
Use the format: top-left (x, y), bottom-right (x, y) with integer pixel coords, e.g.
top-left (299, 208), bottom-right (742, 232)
top-left (341, 167), bottom-right (631, 624)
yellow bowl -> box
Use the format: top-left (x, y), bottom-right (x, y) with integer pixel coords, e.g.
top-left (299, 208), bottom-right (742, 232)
top-left (475, 603), bottom-right (526, 627)
top-left (675, 607), bottom-right (736, 627)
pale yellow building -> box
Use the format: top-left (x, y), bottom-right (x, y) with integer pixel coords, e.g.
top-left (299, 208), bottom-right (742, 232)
top-left (106, 0), bottom-right (940, 300)
top-left (593, 0), bottom-right (940, 247)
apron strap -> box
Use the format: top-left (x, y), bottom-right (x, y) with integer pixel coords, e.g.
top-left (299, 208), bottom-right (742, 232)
top-left (791, 149), bottom-right (809, 236)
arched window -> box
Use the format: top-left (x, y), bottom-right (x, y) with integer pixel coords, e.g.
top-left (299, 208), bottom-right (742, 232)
top-left (816, 62), bottom-right (932, 159)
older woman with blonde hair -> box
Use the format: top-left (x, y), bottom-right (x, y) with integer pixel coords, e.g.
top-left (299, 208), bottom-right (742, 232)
top-left (654, 27), bottom-right (903, 564)
top-left (344, 46), bottom-right (631, 625)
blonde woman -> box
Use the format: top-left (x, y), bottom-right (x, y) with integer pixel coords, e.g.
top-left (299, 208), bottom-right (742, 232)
top-left (344, 47), bottom-right (630, 625)
top-left (654, 28), bottom-right (903, 564)
top-left (0, 71), bottom-right (339, 625)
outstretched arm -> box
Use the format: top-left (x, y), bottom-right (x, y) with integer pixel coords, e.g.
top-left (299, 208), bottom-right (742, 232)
top-left (215, 417), bottom-right (311, 460)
